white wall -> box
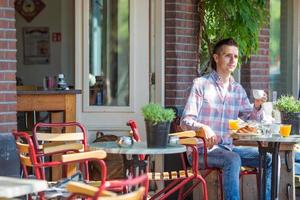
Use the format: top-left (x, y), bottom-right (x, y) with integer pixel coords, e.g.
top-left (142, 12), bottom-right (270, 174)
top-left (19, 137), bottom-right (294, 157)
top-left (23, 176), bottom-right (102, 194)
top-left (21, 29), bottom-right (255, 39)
top-left (16, 0), bottom-right (74, 87)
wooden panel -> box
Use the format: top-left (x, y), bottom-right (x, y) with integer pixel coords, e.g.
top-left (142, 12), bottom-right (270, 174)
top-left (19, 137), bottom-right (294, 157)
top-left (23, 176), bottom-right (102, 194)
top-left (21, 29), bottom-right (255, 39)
top-left (36, 132), bottom-right (84, 141)
top-left (240, 174), bottom-right (258, 200)
top-left (17, 94), bottom-right (66, 111)
top-left (279, 151), bottom-right (295, 200)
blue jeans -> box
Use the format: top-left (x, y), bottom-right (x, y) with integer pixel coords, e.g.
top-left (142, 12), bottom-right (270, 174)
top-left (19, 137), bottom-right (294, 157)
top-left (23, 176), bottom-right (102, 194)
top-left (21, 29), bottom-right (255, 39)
top-left (195, 145), bottom-right (272, 200)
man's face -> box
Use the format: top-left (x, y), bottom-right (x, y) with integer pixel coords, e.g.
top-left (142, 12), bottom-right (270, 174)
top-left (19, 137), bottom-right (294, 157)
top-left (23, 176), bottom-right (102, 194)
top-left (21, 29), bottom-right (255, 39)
top-left (213, 45), bottom-right (239, 74)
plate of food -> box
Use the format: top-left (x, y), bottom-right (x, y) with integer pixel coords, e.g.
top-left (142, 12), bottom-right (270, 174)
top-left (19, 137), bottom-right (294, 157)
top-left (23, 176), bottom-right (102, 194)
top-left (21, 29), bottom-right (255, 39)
top-left (230, 125), bottom-right (259, 139)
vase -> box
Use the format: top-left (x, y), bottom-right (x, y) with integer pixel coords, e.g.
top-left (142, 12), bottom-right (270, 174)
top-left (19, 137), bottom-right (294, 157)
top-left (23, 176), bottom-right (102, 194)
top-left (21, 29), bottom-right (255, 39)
top-left (145, 120), bottom-right (171, 148)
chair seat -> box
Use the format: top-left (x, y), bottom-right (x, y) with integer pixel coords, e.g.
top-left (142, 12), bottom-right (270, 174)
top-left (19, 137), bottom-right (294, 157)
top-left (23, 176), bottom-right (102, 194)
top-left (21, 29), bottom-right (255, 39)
top-left (147, 170), bottom-right (194, 181)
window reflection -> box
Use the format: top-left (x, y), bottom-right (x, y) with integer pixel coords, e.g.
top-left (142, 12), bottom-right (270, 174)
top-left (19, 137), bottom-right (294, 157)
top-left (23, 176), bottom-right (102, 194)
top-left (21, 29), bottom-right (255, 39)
top-left (89, 0), bottom-right (129, 106)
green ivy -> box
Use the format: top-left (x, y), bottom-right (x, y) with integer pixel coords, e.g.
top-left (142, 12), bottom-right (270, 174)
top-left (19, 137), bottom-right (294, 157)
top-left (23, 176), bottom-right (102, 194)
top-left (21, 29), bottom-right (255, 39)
top-left (142, 103), bottom-right (175, 124)
top-left (199, 0), bottom-right (268, 73)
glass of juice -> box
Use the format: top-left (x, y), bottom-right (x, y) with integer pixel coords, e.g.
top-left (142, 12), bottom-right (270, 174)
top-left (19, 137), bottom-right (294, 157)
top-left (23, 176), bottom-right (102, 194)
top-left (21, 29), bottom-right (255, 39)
top-left (228, 119), bottom-right (239, 131)
top-left (279, 124), bottom-right (292, 137)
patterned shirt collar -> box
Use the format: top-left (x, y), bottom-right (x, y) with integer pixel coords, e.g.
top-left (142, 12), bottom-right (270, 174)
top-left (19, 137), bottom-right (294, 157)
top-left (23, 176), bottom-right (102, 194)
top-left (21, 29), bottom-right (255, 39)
top-left (210, 70), bottom-right (236, 88)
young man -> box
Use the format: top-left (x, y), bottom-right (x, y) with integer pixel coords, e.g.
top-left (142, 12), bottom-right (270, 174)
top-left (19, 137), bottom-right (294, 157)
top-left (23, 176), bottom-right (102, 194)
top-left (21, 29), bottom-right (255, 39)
top-left (180, 38), bottom-right (271, 200)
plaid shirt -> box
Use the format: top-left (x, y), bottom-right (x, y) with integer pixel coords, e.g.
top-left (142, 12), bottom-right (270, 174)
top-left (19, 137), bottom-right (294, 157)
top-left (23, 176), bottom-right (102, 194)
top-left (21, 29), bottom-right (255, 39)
top-left (180, 70), bottom-right (263, 148)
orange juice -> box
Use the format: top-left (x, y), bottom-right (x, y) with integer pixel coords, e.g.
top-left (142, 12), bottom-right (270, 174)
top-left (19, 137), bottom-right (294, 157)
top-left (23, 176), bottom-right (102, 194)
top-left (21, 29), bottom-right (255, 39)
top-left (280, 124), bottom-right (292, 137)
top-left (228, 120), bottom-right (239, 130)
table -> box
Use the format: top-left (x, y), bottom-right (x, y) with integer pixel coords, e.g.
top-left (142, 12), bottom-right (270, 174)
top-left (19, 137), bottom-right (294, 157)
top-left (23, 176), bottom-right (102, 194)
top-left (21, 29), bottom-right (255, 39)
top-left (17, 89), bottom-right (81, 180)
top-left (237, 134), bottom-right (300, 200)
top-left (17, 89), bottom-right (81, 132)
top-left (0, 176), bottom-right (48, 198)
top-left (90, 141), bottom-right (187, 199)
top-left (90, 141), bottom-right (186, 155)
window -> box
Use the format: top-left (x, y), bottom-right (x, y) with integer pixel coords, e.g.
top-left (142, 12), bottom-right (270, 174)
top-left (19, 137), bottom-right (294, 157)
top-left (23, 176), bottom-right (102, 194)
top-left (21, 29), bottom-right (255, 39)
top-left (269, 0), bottom-right (293, 98)
top-left (89, 0), bottom-right (129, 106)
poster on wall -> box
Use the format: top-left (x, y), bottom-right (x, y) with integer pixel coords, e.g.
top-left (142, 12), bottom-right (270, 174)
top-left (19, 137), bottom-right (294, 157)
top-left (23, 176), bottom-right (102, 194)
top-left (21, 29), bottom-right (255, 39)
top-left (23, 27), bottom-right (50, 65)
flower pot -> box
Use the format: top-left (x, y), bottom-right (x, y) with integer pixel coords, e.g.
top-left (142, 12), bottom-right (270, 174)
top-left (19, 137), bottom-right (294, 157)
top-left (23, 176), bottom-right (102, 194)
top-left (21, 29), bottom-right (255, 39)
top-left (280, 112), bottom-right (300, 135)
top-left (145, 120), bottom-right (170, 148)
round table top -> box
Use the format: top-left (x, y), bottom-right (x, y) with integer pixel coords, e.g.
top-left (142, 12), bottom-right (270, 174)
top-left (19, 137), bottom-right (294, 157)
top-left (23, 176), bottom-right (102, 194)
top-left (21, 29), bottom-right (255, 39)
top-left (90, 141), bottom-right (186, 155)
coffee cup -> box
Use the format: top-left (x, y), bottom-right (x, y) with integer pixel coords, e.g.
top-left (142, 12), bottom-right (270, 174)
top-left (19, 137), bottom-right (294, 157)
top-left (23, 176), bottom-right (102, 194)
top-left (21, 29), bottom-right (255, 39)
top-left (253, 89), bottom-right (265, 99)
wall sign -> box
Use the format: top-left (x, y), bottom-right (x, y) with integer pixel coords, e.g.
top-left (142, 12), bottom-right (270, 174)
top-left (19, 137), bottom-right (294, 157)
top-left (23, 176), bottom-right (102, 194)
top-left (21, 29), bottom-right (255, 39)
top-left (23, 27), bottom-right (50, 65)
top-left (15, 0), bottom-right (46, 23)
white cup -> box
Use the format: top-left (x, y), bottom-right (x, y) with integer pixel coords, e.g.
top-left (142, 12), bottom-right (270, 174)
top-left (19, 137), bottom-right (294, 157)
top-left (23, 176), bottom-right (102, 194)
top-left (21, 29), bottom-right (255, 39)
top-left (253, 89), bottom-right (265, 99)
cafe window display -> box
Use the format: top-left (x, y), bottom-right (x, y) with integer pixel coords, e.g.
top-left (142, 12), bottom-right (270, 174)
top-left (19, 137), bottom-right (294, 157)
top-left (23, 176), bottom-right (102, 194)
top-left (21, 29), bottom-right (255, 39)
top-left (89, 0), bottom-right (129, 106)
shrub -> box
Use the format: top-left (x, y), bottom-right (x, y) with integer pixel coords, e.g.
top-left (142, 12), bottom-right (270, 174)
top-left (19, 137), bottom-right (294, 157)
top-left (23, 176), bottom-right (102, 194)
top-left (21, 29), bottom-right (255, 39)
top-left (141, 103), bottom-right (175, 125)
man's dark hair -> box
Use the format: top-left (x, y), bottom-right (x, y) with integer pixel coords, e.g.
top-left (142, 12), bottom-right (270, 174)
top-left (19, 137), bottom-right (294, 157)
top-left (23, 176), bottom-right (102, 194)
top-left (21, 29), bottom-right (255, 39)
top-left (211, 38), bottom-right (238, 71)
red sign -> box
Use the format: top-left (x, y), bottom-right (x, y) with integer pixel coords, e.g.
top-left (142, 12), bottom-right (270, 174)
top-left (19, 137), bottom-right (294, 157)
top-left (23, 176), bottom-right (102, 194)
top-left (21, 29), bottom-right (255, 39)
top-left (52, 32), bottom-right (61, 42)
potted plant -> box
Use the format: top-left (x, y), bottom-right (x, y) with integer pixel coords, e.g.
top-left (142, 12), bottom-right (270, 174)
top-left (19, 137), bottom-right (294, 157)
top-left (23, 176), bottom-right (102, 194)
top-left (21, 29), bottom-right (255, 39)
top-left (142, 103), bottom-right (175, 147)
top-left (274, 95), bottom-right (300, 135)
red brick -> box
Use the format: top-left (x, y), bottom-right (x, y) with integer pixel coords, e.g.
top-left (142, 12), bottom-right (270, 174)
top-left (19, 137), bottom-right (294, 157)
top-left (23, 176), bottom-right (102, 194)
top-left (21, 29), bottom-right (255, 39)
top-left (0, 0), bottom-right (9, 7)
top-left (165, 51), bottom-right (198, 59)
top-left (0, 62), bottom-right (16, 70)
top-left (165, 59), bottom-right (198, 67)
top-left (0, 124), bottom-right (17, 133)
top-left (0, 83), bottom-right (8, 90)
top-left (165, 11), bottom-right (198, 20)
top-left (0, 93), bottom-right (16, 101)
top-left (0, 113), bottom-right (16, 122)
top-left (165, 19), bottom-right (199, 28)
top-left (165, 43), bottom-right (198, 51)
top-left (165, 27), bottom-right (198, 36)
top-left (0, 9), bottom-right (14, 18)
top-left (166, 67), bottom-right (196, 75)
top-left (0, 104), bottom-right (15, 112)
top-left (165, 75), bottom-right (195, 83)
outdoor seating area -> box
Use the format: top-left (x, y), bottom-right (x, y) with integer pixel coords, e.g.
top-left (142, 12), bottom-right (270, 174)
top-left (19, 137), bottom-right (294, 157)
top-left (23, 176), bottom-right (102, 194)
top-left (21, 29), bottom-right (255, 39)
top-left (3, 1), bottom-right (300, 200)
top-left (1, 118), bottom-right (300, 200)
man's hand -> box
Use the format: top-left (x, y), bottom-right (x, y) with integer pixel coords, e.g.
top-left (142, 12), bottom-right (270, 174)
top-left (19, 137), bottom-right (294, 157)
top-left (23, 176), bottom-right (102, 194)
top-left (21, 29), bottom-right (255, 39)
top-left (254, 91), bottom-right (267, 110)
top-left (197, 125), bottom-right (218, 149)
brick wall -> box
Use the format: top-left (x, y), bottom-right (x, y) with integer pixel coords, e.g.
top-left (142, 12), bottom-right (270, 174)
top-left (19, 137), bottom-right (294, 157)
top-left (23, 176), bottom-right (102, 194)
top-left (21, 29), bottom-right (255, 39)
top-left (0, 0), bottom-right (17, 133)
top-left (240, 1), bottom-right (270, 98)
top-left (165, 0), bottom-right (200, 107)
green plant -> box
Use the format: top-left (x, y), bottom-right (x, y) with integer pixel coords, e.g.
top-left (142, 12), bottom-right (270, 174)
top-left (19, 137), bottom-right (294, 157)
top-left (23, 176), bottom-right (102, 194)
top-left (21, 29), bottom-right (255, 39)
top-left (141, 103), bottom-right (175, 124)
top-left (274, 95), bottom-right (300, 113)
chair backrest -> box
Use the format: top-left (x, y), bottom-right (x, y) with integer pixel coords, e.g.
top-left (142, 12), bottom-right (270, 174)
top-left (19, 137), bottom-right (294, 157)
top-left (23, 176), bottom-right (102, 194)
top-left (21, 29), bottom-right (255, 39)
top-left (13, 130), bottom-right (107, 182)
top-left (32, 122), bottom-right (88, 154)
top-left (66, 174), bottom-right (148, 200)
top-left (13, 131), bottom-right (45, 179)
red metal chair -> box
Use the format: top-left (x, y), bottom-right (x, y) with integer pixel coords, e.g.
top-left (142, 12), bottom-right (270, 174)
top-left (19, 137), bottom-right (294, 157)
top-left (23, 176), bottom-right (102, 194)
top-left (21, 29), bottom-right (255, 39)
top-left (32, 122), bottom-right (89, 180)
top-left (197, 128), bottom-right (259, 200)
top-left (12, 131), bottom-right (107, 199)
top-left (127, 120), bottom-right (208, 200)
top-left (66, 174), bottom-right (149, 200)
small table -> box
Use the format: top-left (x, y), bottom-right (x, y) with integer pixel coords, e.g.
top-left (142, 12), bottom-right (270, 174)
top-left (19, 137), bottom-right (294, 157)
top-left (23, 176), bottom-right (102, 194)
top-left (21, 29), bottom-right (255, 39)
top-left (0, 176), bottom-right (48, 198)
top-left (90, 141), bottom-right (186, 155)
top-left (237, 134), bottom-right (300, 200)
top-left (90, 141), bottom-right (187, 199)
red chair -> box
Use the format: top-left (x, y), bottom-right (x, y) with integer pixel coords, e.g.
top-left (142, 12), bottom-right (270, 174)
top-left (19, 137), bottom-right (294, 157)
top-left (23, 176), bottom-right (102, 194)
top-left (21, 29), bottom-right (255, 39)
top-left (32, 122), bottom-right (89, 180)
top-left (197, 128), bottom-right (259, 200)
top-left (127, 120), bottom-right (208, 200)
top-left (12, 131), bottom-right (107, 199)
top-left (66, 174), bottom-right (149, 200)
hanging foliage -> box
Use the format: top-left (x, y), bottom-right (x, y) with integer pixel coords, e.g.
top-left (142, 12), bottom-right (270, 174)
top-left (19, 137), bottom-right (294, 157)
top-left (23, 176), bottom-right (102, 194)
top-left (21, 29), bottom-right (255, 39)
top-left (198, 0), bottom-right (268, 74)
